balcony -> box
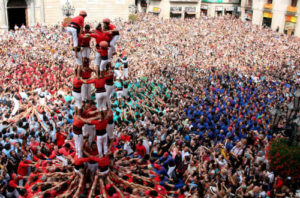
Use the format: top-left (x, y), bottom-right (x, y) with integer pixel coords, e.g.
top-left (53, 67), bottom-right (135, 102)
top-left (287, 6), bottom-right (297, 13)
top-left (286, 6), bottom-right (297, 16)
top-left (264, 3), bottom-right (273, 9)
top-left (170, 0), bottom-right (200, 2)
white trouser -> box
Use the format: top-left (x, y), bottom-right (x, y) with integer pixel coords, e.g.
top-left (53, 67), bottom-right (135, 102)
top-left (123, 88), bottom-right (128, 98)
top-left (12, 98), bottom-right (20, 115)
top-left (114, 69), bottom-right (122, 79)
top-left (108, 47), bottom-right (113, 61)
top-left (88, 162), bottom-right (98, 175)
top-left (124, 68), bottom-right (128, 79)
top-left (83, 124), bottom-right (96, 143)
top-left (167, 165), bottom-right (176, 178)
top-left (116, 90), bottom-right (123, 99)
top-left (97, 133), bottom-right (108, 157)
top-left (67, 27), bottom-right (78, 47)
top-left (73, 51), bottom-right (82, 66)
top-left (105, 85), bottom-right (114, 99)
top-left (106, 123), bottom-right (114, 140)
top-left (57, 156), bottom-right (68, 166)
top-left (82, 47), bottom-right (91, 58)
top-left (100, 59), bottom-right (109, 71)
top-left (98, 168), bottom-right (109, 176)
top-left (73, 133), bottom-right (83, 158)
top-left (74, 168), bottom-right (84, 176)
top-left (6, 189), bottom-right (19, 198)
top-left (96, 92), bottom-right (107, 111)
top-left (72, 91), bottom-right (82, 109)
top-left (81, 83), bottom-right (91, 101)
top-left (105, 85), bottom-right (114, 107)
top-left (110, 35), bottom-right (119, 53)
top-left (95, 52), bottom-right (101, 66)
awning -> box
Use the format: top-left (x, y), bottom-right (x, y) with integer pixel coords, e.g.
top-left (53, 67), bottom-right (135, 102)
top-left (186, 12), bottom-right (196, 15)
top-left (216, 7), bottom-right (223, 11)
top-left (171, 11), bottom-right (182, 14)
top-left (153, 7), bottom-right (161, 13)
top-left (225, 7), bottom-right (235, 11)
top-left (201, 6), bottom-right (208, 10)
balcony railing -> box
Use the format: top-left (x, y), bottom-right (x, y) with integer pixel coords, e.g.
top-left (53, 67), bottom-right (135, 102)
top-left (287, 6), bottom-right (297, 13)
top-left (170, 0), bottom-right (199, 2)
top-left (264, 3), bottom-right (273, 9)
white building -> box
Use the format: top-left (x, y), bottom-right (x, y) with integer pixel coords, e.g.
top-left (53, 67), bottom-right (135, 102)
top-left (241, 0), bottom-right (300, 36)
top-left (0, 0), bottom-right (135, 31)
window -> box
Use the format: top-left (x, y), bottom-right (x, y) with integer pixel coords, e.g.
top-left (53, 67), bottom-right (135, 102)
top-left (267, 0), bottom-right (272, 4)
top-left (247, 0), bottom-right (252, 6)
top-left (291, 0), bottom-right (297, 7)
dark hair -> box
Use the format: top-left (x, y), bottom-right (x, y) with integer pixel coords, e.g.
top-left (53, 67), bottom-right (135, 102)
top-left (96, 23), bottom-right (102, 31)
top-left (149, 190), bottom-right (158, 196)
top-left (107, 187), bottom-right (116, 196)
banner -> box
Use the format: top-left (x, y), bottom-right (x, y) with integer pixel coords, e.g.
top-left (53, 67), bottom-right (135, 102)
top-left (263, 12), bottom-right (272, 18)
top-left (202, 0), bottom-right (223, 2)
top-left (286, 16), bottom-right (297, 23)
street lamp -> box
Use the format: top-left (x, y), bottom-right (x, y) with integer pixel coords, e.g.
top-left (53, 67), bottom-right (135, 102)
top-left (62, 0), bottom-right (75, 17)
top-left (269, 104), bottom-right (282, 127)
top-left (294, 89), bottom-right (300, 110)
top-left (269, 89), bottom-right (300, 145)
top-left (128, 4), bottom-right (137, 14)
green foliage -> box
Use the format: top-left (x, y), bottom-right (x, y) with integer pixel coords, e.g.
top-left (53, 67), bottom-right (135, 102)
top-left (129, 14), bottom-right (138, 23)
top-left (266, 138), bottom-right (300, 180)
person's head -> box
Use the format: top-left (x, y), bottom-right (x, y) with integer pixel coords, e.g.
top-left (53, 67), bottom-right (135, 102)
top-left (64, 143), bottom-right (71, 150)
top-left (84, 24), bottom-right (90, 32)
top-left (91, 141), bottom-right (97, 150)
top-left (138, 139), bottom-right (143, 145)
top-left (96, 23), bottom-right (102, 31)
top-left (79, 10), bottom-right (87, 18)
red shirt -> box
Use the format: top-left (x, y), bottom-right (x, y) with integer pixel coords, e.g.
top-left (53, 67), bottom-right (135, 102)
top-left (90, 156), bottom-right (110, 167)
top-left (107, 110), bottom-right (113, 121)
top-left (56, 132), bottom-right (66, 147)
top-left (105, 70), bottom-right (114, 85)
top-left (85, 145), bottom-right (98, 156)
top-left (80, 68), bottom-right (93, 79)
top-left (86, 78), bottom-right (106, 89)
top-left (58, 147), bottom-right (74, 157)
top-left (73, 77), bottom-right (83, 89)
top-left (108, 24), bottom-right (116, 30)
top-left (135, 144), bottom-right (146, 158)
top-left (90, 32), bottom-right (110, 45)
top-left (79, 31), bottom-right (91, 47)
top-left (74, 156), bottom-right (90, 165)
top-left (82, 106), bottom-right (97, 119)
top-left (73, 117), bottom-right (85, 134)
top-left (71, 15), bottom-right (84, 27)
top-left (107, 24), bottom-right (117, 41)
top-left (98, 48), bottom-right (108, 57)
top-left (120, 134), bottom-right (130, 142)
top-left (17, 160), bottom-right (32, 176)
top-left (91, 119), bottom-right (108, 131)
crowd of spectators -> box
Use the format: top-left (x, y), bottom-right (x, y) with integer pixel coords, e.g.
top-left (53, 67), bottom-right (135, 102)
top-left (0, 13), bottom-right (299, 197)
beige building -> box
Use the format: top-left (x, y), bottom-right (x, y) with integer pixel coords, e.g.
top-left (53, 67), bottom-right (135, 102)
top-left (241, 0), bottom-right (300, 36)
top-left (0, 0), bottom-right (135, 31)
top-left (146, 0), bottom-right (240, 19)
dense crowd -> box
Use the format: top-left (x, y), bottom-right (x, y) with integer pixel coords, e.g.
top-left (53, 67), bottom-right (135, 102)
top-left (0, 12), bottom-right (299, 198)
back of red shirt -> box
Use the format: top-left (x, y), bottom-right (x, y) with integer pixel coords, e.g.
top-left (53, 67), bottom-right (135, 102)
top-left (71, 15), bottom-right (84, 27)
top-left (73, 117), bottom-right (85, 128)
top-left (91, 119), bottom-right (108, 131)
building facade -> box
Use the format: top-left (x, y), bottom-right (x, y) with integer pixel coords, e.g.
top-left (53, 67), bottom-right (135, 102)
top-left (146, 0), bottom-right (241, 19)
top-left (1, 0), bottom-right (300, 37)
top-left (241, 0), bottom-right (300, 36)
top-left (0, 0), bottom-right (134, 31)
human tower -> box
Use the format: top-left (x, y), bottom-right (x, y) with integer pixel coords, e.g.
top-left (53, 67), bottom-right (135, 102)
top-left (66, 10), bottom-right (126, 177)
